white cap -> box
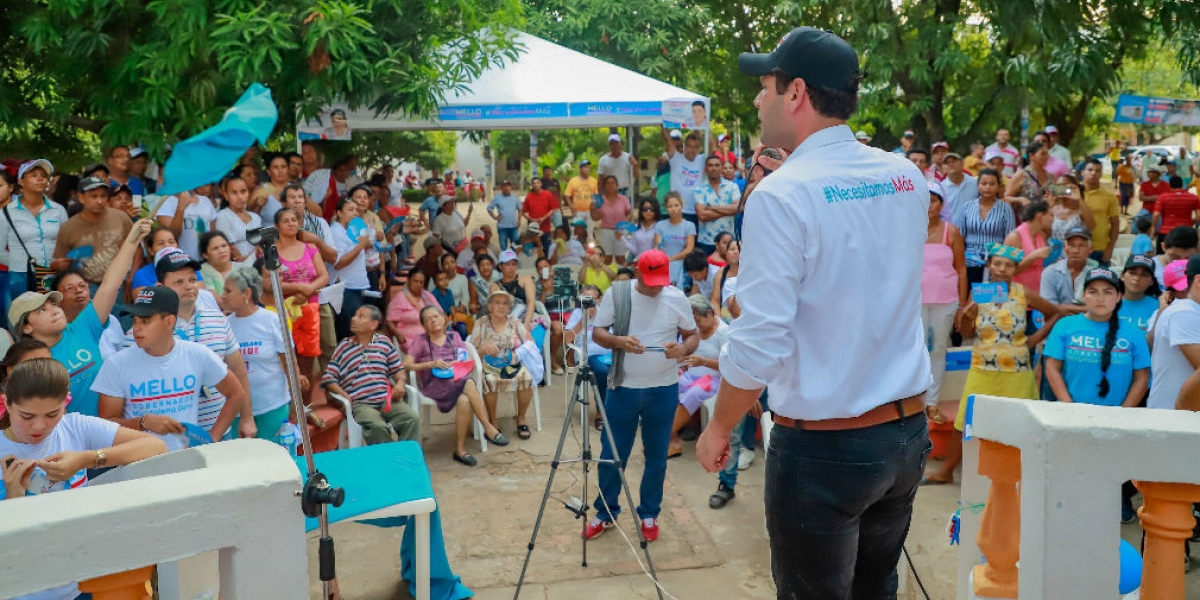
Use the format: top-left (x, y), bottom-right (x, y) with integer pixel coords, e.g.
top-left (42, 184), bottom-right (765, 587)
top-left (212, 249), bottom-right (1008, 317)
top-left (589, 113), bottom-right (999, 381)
top-left (498, 249), bottom-right (518, 264)
top-left (607, 133), bottom-right (621, 143)
top-left (669, 130), bottom-right (682, 139)
top-left (1044, 125), bottom-right (1059, 134)
top-left (855, 130), bottom-right (871, 141)
top-left (129, 147), bottom-right (147, 159)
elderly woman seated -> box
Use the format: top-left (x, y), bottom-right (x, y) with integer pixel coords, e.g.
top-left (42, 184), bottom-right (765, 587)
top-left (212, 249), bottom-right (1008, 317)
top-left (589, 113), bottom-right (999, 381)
top-left (470, 289), bottom-right (537, 440)
top-left (404, 306), bottom-right (508, 467)
top-left (668, 295), bottom-right (729, 458)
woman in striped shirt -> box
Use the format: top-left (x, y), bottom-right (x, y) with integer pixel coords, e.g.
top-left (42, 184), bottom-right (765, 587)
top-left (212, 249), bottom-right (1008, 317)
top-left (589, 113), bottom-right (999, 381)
top-left (953, 168), bottom-right (1015, 284)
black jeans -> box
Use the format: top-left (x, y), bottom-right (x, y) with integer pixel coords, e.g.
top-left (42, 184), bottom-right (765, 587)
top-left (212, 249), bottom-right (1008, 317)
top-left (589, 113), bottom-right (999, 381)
top-left (765, 410), bottom-right (930, 600)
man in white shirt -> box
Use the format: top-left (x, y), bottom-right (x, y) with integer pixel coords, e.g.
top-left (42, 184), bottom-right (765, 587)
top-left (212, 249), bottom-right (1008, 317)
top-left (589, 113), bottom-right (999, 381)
top-left (1044, 125), bottom-right (1072, 165)
top-left (940, 152), bottom-right (978, 221)
top-left (985, 128), bottom-right (1021, 177)
top-left (1149, 254), bottom-right (1200, 410)
top-left (95, 286), bottom-right (247, 451)
top-left (662, 128), bottom-right (706, 229)
top-left (597, 134), bottom-right (640, 197)
top-left (585, 249), bottom-right (699, 544)
top-left (697, 27), bottom-right (932, 598)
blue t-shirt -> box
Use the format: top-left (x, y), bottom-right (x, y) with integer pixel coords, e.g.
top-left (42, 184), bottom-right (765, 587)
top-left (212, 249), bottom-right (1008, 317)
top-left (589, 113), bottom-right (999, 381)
top-left (111, 177), bottom-right (145, 196)
top-left (486, 193), bottom-right (522, 229)
top-left (52, 304), bottom-right (107, 417)
top-left (653, 218), bottom-right (696, 284)
top-left (1043, 314), bottom-right (1150, 406)
top-left (1118, 296), bottom-right (1159, 332)
top-left (1130, 234), bottom-right (1153, 257)
top-left (420, 196), bottom-right (441, 223)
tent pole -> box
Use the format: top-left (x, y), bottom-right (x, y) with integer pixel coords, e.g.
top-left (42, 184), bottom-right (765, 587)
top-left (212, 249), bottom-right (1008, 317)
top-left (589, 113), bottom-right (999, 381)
top-left (484, 132), bottom-right (494, 199)
top-left (627, 125), bottom-right (636, 195)
top-left (530, 132), bottom-right (538, 189)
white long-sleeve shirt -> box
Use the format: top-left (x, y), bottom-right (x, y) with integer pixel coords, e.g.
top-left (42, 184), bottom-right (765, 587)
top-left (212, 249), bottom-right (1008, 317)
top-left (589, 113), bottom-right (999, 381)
top-left (0, 196), bottom-right (68, 272)
top-left (719, 124), bottom-right (931, 420)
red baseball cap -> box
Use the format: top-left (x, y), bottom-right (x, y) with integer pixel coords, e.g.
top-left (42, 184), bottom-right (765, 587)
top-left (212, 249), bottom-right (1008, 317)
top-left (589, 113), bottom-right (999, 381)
top-left (637, 249), bottom-right (671, 286)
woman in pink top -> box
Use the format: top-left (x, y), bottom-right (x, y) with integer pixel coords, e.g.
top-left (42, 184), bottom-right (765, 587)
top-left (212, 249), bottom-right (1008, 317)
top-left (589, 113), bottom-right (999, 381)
top-left (274, 207), bottom-right (329, 404)
top-left (590, 175), bottom-right (632, 265)
top-left (922, 183), bottom-right (968, 426)
top-left (1002, 200), bottom-right (1053, 295)
top-left (387, 265), bottom-right (441, 352)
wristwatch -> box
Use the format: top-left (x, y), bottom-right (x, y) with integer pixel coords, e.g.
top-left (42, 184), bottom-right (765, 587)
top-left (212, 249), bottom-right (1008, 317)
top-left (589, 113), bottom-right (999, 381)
top-left (95, 449), bottom-right (108, 468)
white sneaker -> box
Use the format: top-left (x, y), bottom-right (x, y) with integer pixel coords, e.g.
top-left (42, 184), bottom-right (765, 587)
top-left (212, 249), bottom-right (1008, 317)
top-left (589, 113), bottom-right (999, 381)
top-left (738, 447), bottom-right (755, 470)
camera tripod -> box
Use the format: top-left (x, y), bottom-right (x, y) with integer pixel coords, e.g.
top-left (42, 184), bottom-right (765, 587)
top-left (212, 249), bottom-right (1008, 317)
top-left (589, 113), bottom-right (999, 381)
top-left (512, 302), bottom-right (664, 600)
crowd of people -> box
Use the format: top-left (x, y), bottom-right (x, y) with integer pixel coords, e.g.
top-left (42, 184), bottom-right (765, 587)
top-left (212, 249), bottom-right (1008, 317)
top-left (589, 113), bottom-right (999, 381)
top-left (4, 111), bottom-right (1199, 588)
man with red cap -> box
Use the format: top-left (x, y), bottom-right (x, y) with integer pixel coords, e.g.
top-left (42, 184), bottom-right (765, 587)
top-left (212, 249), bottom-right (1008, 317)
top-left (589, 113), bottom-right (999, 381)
top-left (584, 249), bottom-right (699, 543)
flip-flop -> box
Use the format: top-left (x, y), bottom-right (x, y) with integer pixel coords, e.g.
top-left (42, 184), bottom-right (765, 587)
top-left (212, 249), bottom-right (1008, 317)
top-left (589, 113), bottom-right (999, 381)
top-left (516, 425), bottom-right (532, 440)
top-left (667, 448), bottom-right (683, 459)
top-left (920, 477), bottom-right (951, 486)
top-left (453, 452), bottom-right (478, 467)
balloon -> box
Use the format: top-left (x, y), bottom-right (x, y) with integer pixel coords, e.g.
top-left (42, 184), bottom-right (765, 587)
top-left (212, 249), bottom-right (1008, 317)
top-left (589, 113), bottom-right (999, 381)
top-left (1118, 538), bottom-right (1142, 594)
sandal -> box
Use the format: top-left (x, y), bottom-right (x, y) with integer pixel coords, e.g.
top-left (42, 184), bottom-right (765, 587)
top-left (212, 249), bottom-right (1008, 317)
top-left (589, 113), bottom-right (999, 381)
top-left (516, 424), bottom-right (532, 440)
top-left (306, 411), bottom-right (327, 430)
top-left (925, 405), bottom-right (948, 425)
top-left (667, 447), bottom-right (682, 459)
top-left (453, 452), bottom-right (478, 467)
top-left (594, 416), bottom-right (604, 431)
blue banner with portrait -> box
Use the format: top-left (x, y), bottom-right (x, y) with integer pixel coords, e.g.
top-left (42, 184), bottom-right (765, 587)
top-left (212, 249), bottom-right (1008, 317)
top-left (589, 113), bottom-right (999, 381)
top-left (1114, 94), bottom-right (1200, 126)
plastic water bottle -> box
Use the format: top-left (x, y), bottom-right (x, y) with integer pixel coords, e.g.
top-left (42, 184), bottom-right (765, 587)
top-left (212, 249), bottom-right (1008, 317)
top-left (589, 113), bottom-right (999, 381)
top-left (278, 423), bottom-right (299, 456)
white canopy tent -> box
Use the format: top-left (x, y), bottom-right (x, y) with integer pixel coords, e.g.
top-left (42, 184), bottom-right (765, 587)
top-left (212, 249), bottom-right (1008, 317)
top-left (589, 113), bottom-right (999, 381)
top-left (336, 30), bottom-right (709, 131)
top-left (320, 31), bottom-right (710, 191)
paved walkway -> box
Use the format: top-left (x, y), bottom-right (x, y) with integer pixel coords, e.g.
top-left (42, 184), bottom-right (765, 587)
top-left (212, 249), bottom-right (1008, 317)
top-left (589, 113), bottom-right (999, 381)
top-left (304, 369), bottom-right (1198, 598)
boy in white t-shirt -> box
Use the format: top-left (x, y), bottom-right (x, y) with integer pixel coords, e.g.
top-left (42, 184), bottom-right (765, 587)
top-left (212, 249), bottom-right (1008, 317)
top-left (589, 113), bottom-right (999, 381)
top-left (2, 358), bottom-right (165, 600)
top-left (94, 286), bottom-right (247, 451)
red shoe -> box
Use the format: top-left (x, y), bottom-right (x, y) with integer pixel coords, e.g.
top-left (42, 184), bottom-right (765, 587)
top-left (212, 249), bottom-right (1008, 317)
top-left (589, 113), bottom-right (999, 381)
top-left (640, 518), bottom-right (659, 542)
top-left (583, 518), bottom-right (615, 540)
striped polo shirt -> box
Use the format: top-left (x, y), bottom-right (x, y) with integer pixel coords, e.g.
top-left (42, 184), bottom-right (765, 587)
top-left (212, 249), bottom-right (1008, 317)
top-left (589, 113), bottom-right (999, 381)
top-left (321, 333), bottom-right (402, 408)
top-left (952, 198), bottom-right (1016, 267)
top-left (123, 307), bottom-right (239, 428)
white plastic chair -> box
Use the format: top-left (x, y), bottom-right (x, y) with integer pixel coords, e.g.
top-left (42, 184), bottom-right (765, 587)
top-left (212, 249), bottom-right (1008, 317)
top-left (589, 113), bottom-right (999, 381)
top-left (327, 392), bottom-right (363, 450)
top-left (467, 341), bottom-right (541, 451)
top-left (407, 356), bottom-right (488, 452)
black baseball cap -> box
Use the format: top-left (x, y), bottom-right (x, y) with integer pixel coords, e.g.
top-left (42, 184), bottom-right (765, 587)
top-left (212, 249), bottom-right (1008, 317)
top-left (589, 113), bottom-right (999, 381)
top-left (77, 177), bottom-right (111, 193)
top-left (128, 285), bottom-right (179, 317)
top-left (1063, 226), bottom-right (1091, 241)
top-left (1083, 268), bottom-right (1122, 291)
top-left (738, 26), bottom-right (860, 93)
top-left (155, 248), bottom-right (201, 283)
top-left (1125, 254), bottom-right (1156, 275)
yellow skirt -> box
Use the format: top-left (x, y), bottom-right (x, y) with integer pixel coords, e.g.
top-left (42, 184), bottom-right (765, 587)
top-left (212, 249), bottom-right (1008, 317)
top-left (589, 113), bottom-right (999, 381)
top-left (954, 368), bottom-right (1038, 431)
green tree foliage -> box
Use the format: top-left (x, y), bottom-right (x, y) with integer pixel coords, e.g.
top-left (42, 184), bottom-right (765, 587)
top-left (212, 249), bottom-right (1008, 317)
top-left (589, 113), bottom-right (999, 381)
top-left (1, 0), bottom-right (521, 163)
top-left (351, 131), bottom-right (458, 173)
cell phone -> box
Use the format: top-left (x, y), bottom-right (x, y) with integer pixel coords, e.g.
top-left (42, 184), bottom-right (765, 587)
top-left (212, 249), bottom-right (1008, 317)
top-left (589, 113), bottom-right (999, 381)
top-left (4, 457), bottom-right (13, 468)
top-left (644, 346), bottom-right (666, 352)
top-left (1050, 184), bottom-right (1071, 196)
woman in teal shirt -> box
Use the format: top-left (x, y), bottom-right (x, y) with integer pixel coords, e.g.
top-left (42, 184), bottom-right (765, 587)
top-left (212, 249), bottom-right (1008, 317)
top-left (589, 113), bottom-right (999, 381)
top-left (1043, 268), bottom-right (1151, 406)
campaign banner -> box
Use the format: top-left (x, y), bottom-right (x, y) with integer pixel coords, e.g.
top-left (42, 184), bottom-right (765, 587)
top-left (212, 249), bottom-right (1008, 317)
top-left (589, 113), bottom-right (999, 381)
top-left (298, 104), bottom-right (353, 141)
top-left (1114, 94), bottom-right (1200, 126)
top-left (437, 103), bottom-right (569, 121)
top-left (662, 97), bottom-right (710, 130)
top-left (570, 102), bottom-right (661, 118)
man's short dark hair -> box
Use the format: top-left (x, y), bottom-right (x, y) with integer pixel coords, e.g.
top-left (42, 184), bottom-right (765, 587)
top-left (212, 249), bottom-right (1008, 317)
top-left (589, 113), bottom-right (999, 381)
top-left (683, 250), bottom-right (709, 273)
top-left (907, 148), bottom-right (930, 160)
top-left (1086, 158), bottom-right (1103, 169)
top-left (685, 131), bottom-right (703, 143)
top-left (771, 68), bottom-right (860, 120)
top-left (1164, 226), bottom-right (1198, 251)
top-left (1170, 175), bottom-right (1185, 189)
top-left (692, 100), bottom-right (705, 109)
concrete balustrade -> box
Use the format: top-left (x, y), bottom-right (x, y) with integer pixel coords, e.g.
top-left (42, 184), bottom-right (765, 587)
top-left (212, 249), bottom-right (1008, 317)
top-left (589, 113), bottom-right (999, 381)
top-left (0, 439), bottom-right (308, 600)
top-left (958, 396), bottom-right (1200, 600)
top-left (1134, 481), bottom-right (1200, 600)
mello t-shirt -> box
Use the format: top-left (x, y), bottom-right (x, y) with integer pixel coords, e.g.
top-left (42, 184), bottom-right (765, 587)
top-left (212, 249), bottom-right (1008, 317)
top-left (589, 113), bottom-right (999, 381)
top-left (228, 308), bottom-right (291, 416)
top-left (1118, 296), bottom-right (1159, 332)
top-left (91, 339), bottom-right (228, 451)
top-left (1043, 314), bottom-right (1151, 406)
top-left (52, 303), bottom-right (107, 417)
top-left (669, 153), bottom-right (706, 214)
top-left (0, 413), bottom-right (118, 600)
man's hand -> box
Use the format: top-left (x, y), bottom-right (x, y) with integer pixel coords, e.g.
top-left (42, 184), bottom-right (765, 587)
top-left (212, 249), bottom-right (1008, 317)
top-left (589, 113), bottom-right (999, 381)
top-left (618, 336), bottom-right (644, 354)
top-left (38, 451), bottom-right (91, 482)
top-left (125, 218), bottom-right (153, 246)
top-left (143, 414), bottom-right (185, 435)
top-left (696, 426), bottom-right (732, 473)
top-left (238, 418), bottom-right (258, 439)
top-left (664, 341), bottom-right (686, 360)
